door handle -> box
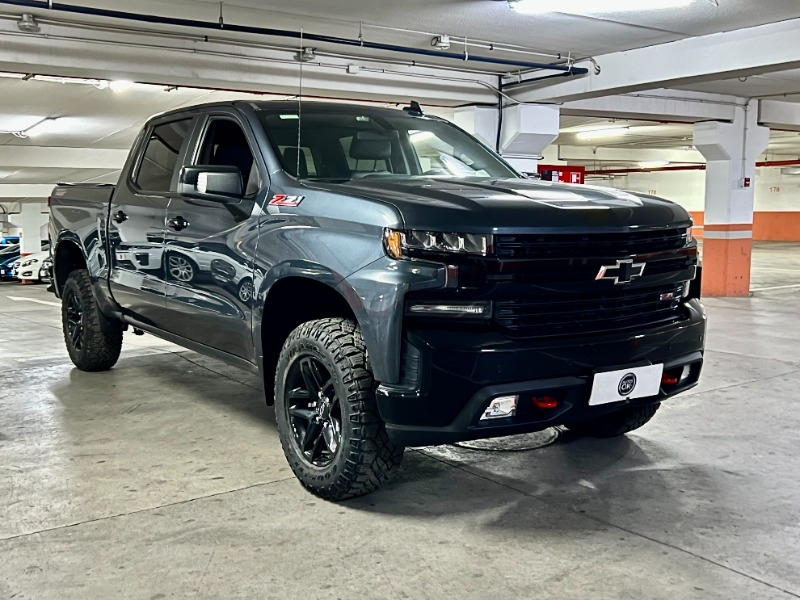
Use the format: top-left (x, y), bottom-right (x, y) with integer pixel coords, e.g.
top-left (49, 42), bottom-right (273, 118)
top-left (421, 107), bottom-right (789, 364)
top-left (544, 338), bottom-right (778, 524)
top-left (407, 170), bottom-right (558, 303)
top-left (112, 210), bottom-right (128, 224)
top-left (168, 216), bottom-right (190, 231)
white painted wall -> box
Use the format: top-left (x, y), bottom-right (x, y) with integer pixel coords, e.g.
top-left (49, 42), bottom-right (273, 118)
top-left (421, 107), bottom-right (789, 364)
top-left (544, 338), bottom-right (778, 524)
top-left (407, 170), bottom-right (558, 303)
top-left (589, 167), bottom-right (800, 213)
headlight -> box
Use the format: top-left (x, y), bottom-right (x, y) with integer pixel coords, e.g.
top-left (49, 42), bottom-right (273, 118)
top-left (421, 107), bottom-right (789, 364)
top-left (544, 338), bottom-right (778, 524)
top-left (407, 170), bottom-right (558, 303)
top-left (384, 229), bottom-right (493, 259)
top-left (686, 226), bottom-right (694, 244)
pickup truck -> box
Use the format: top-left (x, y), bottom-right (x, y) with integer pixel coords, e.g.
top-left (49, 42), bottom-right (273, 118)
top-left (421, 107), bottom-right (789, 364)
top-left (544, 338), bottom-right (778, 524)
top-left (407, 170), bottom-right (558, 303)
top-left (49, 100), bottom-right (705, 500)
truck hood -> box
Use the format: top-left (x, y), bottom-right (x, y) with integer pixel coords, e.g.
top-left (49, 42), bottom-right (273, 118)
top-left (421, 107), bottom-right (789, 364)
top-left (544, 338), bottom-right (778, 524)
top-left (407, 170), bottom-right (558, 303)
top-left (315, 178), bottom-right (690, 232)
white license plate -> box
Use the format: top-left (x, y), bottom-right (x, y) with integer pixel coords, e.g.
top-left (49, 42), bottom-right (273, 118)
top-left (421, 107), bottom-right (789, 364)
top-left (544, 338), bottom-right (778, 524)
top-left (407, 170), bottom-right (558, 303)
top-left (588, 364), bottom-right (664, 406)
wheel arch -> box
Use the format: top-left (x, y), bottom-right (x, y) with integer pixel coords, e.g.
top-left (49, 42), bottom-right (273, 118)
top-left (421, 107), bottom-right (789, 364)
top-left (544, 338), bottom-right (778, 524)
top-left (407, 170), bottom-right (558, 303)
top-left (53, 235), bottom-right (88, 296)
top-left (255, 263), bottom-right (374, 405)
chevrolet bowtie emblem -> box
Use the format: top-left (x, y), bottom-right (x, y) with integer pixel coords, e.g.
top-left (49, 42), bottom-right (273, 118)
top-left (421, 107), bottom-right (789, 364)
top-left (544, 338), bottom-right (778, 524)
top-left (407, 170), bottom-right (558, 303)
top-left (596, 259), bottom-right (646, 285)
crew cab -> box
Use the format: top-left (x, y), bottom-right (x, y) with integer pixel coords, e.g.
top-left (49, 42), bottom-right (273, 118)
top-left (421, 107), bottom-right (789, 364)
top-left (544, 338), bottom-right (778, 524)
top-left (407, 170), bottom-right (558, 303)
top-left (49, 100), bottom-right (705, 500)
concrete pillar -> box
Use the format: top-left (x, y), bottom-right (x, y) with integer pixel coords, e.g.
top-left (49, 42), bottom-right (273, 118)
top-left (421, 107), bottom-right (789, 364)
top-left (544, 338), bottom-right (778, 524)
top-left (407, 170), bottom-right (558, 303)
top-left (19, 203), bottom-right (44, 256)
top-left (500, 104), bottom-right (560, 174)
top-left (694, 106), bottom-right (769, 296)
top-left (454, 104), bottom-right (561, 175)
top-left (453, 106), bottom-right (499, 150)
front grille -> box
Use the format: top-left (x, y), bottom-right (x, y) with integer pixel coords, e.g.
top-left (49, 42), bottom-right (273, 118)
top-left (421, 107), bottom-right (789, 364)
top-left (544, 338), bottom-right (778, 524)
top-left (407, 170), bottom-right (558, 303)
top-left (494, 284), bottom-right (685, 338)
top-left (495, 228), bottom-right (688, 259)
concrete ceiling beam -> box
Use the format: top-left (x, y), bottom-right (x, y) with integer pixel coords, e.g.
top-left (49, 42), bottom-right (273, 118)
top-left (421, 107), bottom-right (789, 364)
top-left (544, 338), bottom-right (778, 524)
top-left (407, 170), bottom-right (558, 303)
top-left (0, 147), bottom-right (128, 169)
top-left (0, 20), bottom-right (498, 106)
top-left (556, 145), bottom-right (705, 163)
top-left (510, 19), bottom-right (800, 104)
top-left (759, 100), bottom-right (800, 132)
top-left (561, 90), bottom-right (739, 123)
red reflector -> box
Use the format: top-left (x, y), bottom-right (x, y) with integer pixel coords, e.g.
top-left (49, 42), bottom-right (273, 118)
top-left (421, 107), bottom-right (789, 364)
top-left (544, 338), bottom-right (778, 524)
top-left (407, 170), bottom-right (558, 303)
top-left (532, 396), bottom-right (559, 409)
top-left (661, 374), bottom-right (679, 385)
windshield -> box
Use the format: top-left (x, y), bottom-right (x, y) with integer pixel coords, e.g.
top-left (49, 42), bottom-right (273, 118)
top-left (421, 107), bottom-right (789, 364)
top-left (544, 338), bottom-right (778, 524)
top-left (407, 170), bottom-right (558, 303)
top-left (0, 243), bottom-right (19, 255)
top-left (258, 107), bottom-right (519, 182)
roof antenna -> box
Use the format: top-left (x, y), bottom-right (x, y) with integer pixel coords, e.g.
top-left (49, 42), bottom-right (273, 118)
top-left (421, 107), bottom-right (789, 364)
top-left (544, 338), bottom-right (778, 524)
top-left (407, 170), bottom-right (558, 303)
top-left (403, 101), bottom-right (424, 116)
top-left (296, 28), bottom-right (304, 179)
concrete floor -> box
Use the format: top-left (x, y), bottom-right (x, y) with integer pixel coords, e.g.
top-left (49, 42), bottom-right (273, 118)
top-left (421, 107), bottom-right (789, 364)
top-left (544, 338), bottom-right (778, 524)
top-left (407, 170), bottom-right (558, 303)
top-left (1, 242), bottom-right (799, 599)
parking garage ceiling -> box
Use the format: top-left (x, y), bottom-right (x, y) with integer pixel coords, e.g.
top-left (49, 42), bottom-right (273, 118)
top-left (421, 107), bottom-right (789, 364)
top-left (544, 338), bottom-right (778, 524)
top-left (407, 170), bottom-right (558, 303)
top-left (1, 0), bottom-right (800, 206)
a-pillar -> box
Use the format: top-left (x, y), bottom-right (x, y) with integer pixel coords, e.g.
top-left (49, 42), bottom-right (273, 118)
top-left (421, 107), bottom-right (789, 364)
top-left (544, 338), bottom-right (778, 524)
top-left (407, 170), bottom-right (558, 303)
top-left (453, 104), bottom-right (560, 173)
top-left (693, 107), bottom-right (769, 297)
top-left (19, 202), bottom-right (44, 256)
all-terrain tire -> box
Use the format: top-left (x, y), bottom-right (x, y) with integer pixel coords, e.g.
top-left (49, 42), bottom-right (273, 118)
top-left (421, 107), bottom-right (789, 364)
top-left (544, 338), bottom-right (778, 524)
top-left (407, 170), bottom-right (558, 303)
top-left (566, 403), bottom-right (661, 438)
top-left (61, 269), bottom-right (123, 371)
top-left (274, 318), bottom-right (404, 501)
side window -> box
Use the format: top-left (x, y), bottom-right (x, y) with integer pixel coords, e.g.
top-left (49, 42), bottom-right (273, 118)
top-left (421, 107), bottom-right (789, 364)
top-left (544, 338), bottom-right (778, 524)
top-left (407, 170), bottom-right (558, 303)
top-left (135, 119), bottom-right (192, 192)
top-left (197, 118), bottom-right (261, 196)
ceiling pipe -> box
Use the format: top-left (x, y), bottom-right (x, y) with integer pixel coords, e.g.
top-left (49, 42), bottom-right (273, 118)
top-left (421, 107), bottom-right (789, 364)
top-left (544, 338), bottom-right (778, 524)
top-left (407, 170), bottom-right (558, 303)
top-left (585, 159), bottom-right (800, 176)
top-left (1, 0), bottom-right (589, 74)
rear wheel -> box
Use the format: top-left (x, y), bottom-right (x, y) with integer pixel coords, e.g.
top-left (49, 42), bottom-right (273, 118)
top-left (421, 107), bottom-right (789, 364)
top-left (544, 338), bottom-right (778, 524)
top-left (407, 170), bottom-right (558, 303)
top-left (274, 318), bottom-right (404, 501)
top-left (566, 403), bottom-right (661, 438)
top-left (61, 269), bottom-right (123, 371)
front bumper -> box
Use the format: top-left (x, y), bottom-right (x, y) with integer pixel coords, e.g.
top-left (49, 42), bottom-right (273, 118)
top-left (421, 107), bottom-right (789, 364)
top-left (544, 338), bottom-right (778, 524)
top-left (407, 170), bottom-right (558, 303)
top-left (376, 299), bottom-right (706, 446)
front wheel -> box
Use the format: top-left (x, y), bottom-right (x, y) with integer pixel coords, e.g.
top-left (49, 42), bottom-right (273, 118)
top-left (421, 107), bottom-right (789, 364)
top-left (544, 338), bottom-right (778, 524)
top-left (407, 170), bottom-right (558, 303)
top-left (565, 403), bottom-right (661, 438)
top-left (274, 318), bottom-right (404, 501)
top-left (61, 269), bottom-right (123, 371)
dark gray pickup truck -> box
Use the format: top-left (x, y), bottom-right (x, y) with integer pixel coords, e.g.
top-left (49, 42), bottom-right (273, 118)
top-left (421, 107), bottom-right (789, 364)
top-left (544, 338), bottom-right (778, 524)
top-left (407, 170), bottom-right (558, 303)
top-left (49, 100), bottom-right (705, 500)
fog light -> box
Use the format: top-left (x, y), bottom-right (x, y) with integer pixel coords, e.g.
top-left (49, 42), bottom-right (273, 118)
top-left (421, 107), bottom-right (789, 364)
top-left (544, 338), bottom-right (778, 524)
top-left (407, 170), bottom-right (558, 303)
top-left (481, 395), bottom-right (518, 420)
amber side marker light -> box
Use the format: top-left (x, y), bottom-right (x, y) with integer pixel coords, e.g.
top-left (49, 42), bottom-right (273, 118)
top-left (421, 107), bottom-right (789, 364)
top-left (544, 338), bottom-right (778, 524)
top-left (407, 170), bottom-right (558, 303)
top-left (384, 229), bottom-right (404, 259)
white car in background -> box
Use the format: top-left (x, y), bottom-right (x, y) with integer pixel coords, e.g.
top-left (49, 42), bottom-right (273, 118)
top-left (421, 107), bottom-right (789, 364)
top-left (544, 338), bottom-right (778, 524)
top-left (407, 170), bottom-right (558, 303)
top-left (15, 250), bottom-right (52, 283)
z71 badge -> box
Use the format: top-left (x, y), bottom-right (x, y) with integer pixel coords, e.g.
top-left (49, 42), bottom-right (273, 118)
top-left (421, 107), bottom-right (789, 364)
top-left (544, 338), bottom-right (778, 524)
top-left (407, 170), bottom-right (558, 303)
top-left (269, 194), bottom-right (304, 207)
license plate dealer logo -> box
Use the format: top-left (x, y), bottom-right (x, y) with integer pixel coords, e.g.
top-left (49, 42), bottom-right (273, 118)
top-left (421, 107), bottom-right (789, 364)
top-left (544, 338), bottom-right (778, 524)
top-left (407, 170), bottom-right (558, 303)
top-left (617, 373), bottom-right (637, 396)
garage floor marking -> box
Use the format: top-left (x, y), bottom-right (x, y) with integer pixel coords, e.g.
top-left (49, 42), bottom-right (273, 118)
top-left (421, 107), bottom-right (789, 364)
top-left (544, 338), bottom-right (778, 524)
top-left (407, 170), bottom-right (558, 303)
top-left (5, 295), bottom-right (62, 307)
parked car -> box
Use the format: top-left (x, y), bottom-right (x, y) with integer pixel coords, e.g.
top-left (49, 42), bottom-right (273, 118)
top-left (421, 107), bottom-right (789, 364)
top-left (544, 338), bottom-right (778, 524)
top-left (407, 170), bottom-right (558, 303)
top-left (0, 241), bottom-right (49, 280)
top-left (49, 100), bottom-right (705, 501)
top-left (1, 255), bottom-right (20, 280)
top-left (16, 249), bottom-right (52, 283)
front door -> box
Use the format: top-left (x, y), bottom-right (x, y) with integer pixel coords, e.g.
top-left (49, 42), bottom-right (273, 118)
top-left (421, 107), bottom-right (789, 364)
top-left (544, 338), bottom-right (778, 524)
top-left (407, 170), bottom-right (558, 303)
top-left (108, 117), bottom-right (194, 326)
top-left (163, 115), bottom-right (264, 361)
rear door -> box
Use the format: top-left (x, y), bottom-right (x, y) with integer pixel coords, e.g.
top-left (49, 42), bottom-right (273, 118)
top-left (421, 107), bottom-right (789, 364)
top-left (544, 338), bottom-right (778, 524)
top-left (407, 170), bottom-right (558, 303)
top-left (108, 116), bottom-right (194, 326)
top-left (162, 111), bottom-right (265, 360)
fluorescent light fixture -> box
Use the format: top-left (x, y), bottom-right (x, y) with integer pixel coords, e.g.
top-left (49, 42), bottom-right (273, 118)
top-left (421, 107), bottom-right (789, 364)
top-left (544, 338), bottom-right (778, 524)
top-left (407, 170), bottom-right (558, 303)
top-left (25, 117), bottom-right (62, 138)
top-left (0, 72), bottom-right (26, 79)
top-left (576, 127), bottom-right (630, 140)
top-left (109, 80), bottom-right (135, 92)
top-left (510, 0), bottom-right (693, 14)
top-left (639, 160), bottom-right (670, 168)
top-left (32, 75), bottom-right (109, 88)
top-left (0, 116), bottom-right (46, 131)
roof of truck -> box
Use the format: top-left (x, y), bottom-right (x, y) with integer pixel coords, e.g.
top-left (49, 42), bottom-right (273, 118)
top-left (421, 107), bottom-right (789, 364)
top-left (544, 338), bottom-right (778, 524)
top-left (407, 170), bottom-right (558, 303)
top-left (152, 100), bottom-right (434, 121)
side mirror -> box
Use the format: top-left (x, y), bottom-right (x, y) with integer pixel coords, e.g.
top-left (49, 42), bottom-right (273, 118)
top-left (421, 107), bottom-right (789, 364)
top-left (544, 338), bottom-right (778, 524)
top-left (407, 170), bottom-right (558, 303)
top-left (179, 165), bottom-right (243, 201)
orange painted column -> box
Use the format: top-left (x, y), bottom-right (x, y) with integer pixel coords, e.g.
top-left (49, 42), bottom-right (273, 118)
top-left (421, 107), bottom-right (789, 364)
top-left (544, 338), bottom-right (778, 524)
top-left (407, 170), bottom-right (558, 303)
top-left (702, 225), bottom-right (753, 297)
top-left (694, 109), bottom-right (769, 297)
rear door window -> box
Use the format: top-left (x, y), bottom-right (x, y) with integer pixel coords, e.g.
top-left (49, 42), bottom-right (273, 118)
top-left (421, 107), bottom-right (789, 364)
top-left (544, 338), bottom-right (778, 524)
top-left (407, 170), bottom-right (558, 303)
top-left (135, 119), bottom-right (193, 192)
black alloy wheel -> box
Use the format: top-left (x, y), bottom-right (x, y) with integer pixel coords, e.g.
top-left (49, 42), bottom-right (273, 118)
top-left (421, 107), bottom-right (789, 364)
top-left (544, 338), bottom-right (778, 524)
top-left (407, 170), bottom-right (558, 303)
top-left (61, 269), bottom-right (123, 371)
top-left (285, 355), bottom-right (343, 468)
top-left (64, 288), bottom-right (84, 351)
top-left (274, 318), bottom-right (404, 500)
